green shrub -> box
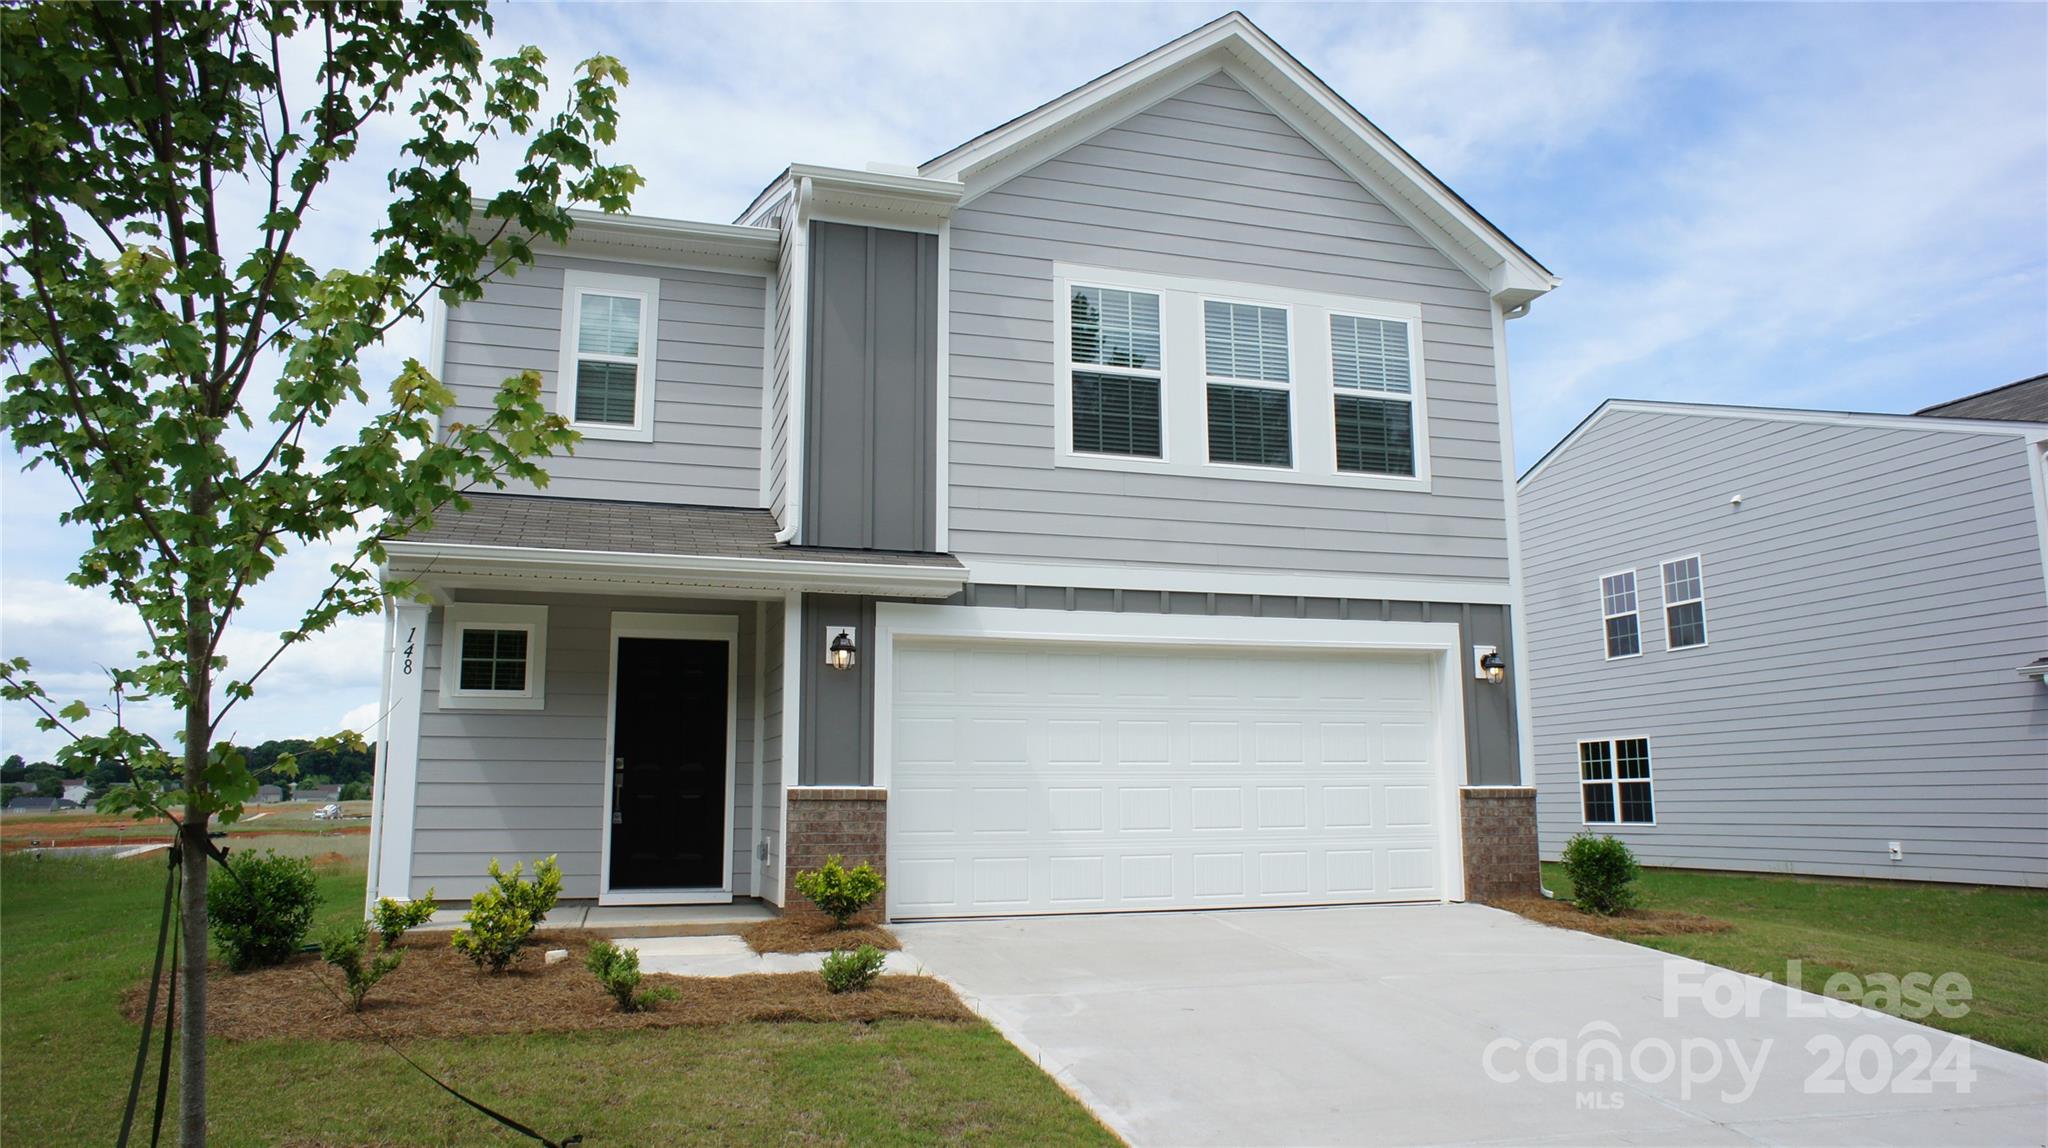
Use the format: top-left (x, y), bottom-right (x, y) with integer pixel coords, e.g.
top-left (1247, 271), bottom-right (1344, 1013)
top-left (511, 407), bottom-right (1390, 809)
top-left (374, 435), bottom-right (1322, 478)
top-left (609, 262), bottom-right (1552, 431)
top-left (1562, 833), bottom-right (1641, 916)
top-left (819, 944), bottom-right (887, 994)
top-left (450, 856), bottom-right (562, 973)
top-left (584, 938), bottom-right (678, 1013)
top-left (209, 850), bottom-right (321, 971)
top-left (792, 856), bottom-right (884, 927)
top-left (321, 921), bottom-right (402, 1012)
top-left (371, 891), bottom-right (438, 949)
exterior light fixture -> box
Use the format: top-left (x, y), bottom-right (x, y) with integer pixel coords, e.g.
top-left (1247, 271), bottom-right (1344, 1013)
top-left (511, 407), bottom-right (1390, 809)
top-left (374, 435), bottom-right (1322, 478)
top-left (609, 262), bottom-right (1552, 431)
top-left (826, 627), bottom-right (858, 671)
top-left (2018, 656), bottom-right (2048, 684)
top-left (1474, 646), bottom-right (1506, 685)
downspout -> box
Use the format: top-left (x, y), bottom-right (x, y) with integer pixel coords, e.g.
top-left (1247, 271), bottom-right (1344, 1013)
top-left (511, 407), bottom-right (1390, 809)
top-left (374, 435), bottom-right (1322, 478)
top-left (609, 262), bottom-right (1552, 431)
top-left (362, 595), bottom-right (396, 915)
top-left (773, 175), bottom-right (815, 545)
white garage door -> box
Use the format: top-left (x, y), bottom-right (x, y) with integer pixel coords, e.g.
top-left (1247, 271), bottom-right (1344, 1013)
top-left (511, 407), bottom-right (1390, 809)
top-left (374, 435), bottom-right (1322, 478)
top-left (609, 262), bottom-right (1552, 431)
top-left (886, 638), bottom-right (1449, 918)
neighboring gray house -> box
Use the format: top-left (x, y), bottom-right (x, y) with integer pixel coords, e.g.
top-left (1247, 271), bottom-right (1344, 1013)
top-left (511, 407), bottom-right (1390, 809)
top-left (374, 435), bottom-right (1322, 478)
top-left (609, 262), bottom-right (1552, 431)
top-left (366, 15), bottom-right (1560, 917)
top-left (1519, 393), bottom-right (2048, 887)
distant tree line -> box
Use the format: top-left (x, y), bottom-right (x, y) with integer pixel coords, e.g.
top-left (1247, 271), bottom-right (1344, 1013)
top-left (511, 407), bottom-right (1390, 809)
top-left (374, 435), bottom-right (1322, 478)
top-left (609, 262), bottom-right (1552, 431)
top-left (1, 737), bottom-right (378, 807)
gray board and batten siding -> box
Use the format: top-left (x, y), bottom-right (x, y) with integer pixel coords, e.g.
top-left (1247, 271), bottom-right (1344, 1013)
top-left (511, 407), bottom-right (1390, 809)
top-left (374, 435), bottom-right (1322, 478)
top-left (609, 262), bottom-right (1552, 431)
top-left (441, 251), bottom-right (767, 506)
top-left (944, 71), bottom-right (1511, 582)
top-left (803, 221), bottom-right (940, 551)
top-left (797, 584), bottom-right (1521, 789)
top-left (1519, 404), bottom-right (2048, 887)
top-left (409, 590), bottom-right (762, 901)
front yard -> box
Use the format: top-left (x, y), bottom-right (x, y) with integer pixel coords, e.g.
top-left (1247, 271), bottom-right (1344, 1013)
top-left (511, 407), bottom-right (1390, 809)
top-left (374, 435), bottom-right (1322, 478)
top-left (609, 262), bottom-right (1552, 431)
top-left (1537, 862), bottom-right (2048, 1060)
top-left (0, 851), bottom-right (1115, 1147)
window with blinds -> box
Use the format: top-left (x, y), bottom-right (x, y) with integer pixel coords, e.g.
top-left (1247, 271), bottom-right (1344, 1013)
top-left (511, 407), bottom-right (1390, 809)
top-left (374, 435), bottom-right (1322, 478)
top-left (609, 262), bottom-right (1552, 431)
top-left (1069, 286), bottom-right (1163, 457)
top-left (571, 292), bottom-right (644, 426)
top-left (1203, 300), bottom-right (1292, 467)
top-left (1330, 314), bottom-right (1416, 476)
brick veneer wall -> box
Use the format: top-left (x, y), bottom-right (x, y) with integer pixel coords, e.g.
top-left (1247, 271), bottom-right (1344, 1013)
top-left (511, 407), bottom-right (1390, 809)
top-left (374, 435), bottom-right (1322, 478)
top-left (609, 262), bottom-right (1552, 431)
top-left (782, 787), bottom-right (888, 922)
top-left (1461, 786), bottom-right (1541, 902)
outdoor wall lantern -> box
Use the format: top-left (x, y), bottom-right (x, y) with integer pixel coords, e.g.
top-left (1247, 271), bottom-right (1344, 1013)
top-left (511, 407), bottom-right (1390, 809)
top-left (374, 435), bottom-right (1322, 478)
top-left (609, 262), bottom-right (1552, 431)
top-left (826, 627), bottom-right (858, 671)
top-left (1474, 646), bottom-right (1507, 686)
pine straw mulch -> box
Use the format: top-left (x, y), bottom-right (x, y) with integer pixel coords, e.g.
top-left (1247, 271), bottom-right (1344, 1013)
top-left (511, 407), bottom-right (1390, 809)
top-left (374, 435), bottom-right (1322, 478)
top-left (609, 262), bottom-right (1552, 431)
top-left (741, 916), bottom-right (899, 955)
top-left (1493, 895), bottom-right (1734, 939)
top-left (121, 930), bottom-right (971, 1043)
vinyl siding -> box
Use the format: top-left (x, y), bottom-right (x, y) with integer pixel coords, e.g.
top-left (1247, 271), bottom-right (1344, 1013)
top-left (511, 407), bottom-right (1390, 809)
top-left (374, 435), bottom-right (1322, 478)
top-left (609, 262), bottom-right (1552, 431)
top-left (411, 591), bottom-right (761, 900)
top-left (1520, 408), bottom-right (2048, 886)
top-left (760, 598), bottom-right (786, 905)
top-left (441, 252), bottom-right (767, 507)
top-left (765, 197), bottom-right (798, 525)
top-left (946, 72), bottom-right (1509, 580)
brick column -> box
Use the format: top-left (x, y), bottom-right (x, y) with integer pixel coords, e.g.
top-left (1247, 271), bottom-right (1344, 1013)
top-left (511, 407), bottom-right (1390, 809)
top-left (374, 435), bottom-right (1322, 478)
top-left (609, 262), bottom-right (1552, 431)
top-left (782, 787), bottom-right (888, 922)
top-left (1460, 786), bottom-right (1540, 902)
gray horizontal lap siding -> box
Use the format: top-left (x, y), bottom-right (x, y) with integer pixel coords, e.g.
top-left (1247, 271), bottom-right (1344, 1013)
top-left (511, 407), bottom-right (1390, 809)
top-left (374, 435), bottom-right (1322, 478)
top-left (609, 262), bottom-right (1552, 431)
top-left (946, 72), bottom-right (1509, 579)
top-left (441, 252), bottom-right (766, 507)
top-left (767, 197), bottom-right (797, 524)
top-left (412, 591), bottom-right (759, 900)
top-left (1520, 408), bottom-right (2048, 886)
top-left (760, 599), bottom-right (785, 904)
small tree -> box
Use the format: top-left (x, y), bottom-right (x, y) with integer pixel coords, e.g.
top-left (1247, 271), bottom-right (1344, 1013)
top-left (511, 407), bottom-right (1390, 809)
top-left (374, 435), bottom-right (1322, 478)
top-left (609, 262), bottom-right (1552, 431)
top-left (321, 921), bottom-right (402, 1012)
top-left (0, 5), bottom-right (637, 1141)
top-left (1561, 833), bottom-right (1642, 916)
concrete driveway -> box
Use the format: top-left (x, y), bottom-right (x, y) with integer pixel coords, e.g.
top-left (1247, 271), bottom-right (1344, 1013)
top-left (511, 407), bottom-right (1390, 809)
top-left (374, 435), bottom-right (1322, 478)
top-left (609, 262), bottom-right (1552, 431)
top-left (897, 904), bottom-right (2048, 1147)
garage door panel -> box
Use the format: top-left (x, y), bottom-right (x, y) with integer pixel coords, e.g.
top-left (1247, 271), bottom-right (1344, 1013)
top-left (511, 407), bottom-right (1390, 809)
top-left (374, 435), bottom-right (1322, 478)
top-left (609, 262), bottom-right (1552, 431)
top-left (888, 640), bottom-right (1447, 918)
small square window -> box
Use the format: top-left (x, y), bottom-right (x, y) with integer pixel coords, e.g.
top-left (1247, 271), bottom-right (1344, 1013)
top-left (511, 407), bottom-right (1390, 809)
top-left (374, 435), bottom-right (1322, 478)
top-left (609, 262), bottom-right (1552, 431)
top-left (439, 605), bottom-right (548, 710)
top-left (458, 628), bottom-right (529, 693)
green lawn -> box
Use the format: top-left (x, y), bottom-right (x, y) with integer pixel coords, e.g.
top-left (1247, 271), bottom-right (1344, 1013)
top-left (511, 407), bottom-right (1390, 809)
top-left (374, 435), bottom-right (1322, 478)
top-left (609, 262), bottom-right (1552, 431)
top-left (1, 854), bottom-right (1116, 1147)
top-left (1541, 862), bottom-right (2048, 1060)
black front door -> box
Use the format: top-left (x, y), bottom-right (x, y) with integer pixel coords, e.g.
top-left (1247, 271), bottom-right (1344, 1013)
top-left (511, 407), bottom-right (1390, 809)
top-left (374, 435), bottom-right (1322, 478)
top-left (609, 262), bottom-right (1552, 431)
top-left (609, 636), bottom-right (728, 890)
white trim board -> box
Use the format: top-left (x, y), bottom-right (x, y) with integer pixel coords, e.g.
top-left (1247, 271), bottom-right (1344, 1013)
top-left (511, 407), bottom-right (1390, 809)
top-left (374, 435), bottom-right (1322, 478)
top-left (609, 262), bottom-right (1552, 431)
top-left (961, 559), bottom-right (1515, 606)
top-left (872, 602), bottom-right (1471, 904)
top-left (383, 539), bottom-right (965, 598)
top-left (436, 602), bottom-right (549, 711)
top-left (597, 611), bottom-right (740, 907)
top-left (371, 601), bottom-right (430, 901)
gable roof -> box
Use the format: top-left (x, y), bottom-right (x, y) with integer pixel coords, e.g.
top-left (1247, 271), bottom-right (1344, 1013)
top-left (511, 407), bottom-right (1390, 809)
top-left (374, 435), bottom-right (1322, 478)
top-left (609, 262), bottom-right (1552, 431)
top-left (1520, 398), bottom-right (2048, 488)
top-left (1917, 373), bottom-right (2048, 423)
top-left (918, 12), bottom-right (1556, 307)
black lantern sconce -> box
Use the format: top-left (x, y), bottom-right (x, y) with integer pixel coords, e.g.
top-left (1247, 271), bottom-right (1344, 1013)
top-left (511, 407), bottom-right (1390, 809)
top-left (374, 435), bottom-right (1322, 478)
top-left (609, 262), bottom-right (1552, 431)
top-left (826, 627), bottom-right (858, 672)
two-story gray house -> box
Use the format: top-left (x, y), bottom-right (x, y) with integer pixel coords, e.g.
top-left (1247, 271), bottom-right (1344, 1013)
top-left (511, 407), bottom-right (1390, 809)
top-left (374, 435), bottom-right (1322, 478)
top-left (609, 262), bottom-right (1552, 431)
top-left (1519, 383), bottom-right (2048, 888)
top-left (364, 14), bottom-right (1559, 919)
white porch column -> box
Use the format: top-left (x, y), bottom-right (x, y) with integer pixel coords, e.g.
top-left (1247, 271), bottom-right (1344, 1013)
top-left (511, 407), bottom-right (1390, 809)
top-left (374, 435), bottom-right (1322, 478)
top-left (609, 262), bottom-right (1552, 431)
top-left (371, 602), bottom-right (430, 902)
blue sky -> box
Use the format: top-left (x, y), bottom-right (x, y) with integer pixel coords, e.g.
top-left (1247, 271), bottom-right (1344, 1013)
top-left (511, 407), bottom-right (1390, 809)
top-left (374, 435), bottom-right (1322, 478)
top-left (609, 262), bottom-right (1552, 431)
top-left (3, 2), bottom-right (2043, 762)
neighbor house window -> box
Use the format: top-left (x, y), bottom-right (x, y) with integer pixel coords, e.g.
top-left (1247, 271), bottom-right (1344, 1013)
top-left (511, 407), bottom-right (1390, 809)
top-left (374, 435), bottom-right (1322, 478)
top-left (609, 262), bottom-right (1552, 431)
top-left (1203, 300), bottom-right (1293, 467)
top-left (1662, 555), bottom-right (1709, 649)
top-left (1329, 313), bottom-right (1417, 476)
top-left (1069, 285), bottom-right (1163, 458)
top-left (1601, 570), bottom-right (1641, 659)
top-left (556, 271), bottom-right (659, 441)
top-left (439, 604), bottom-right (549, 710)
top-left (1581, 738), bottom-right (1654, 824)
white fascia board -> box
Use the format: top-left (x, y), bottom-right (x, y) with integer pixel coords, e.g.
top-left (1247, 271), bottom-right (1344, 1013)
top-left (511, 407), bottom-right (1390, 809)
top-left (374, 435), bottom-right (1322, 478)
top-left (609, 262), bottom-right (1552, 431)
top-left (1521, 399), bottom-right (2047, 491)
top-left (962, 559), bottom-right (1515, 605)
top-left (383, 540), bottom-right (964, 598)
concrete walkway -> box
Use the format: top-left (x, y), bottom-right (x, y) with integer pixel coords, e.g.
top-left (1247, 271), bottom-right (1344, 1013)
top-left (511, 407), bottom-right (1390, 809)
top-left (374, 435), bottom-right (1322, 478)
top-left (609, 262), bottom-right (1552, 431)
top-left (898, 903), bottom-right (2048, 1147)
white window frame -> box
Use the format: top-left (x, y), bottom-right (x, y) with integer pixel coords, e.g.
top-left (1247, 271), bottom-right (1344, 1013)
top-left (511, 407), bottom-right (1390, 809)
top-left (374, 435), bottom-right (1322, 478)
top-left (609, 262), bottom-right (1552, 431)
top-left (438, 603), bottom-right (549, 711)
top-left (1600, 569), bottom-right (1641, 661)
top-left (1660, 554), bottom-right (1710, 650)
top-left (1328, 309), bottom-right (1426, 479)
top-left (1200, 295), bottom-right (1298, 472)
top-left (1063, 280), bottom-right (1169, 463)
top-left (1050, 263), bottom-right (1429, 490)
top-left (556, 269), bottom-right (660, 442)
top-left (1578, 736), bottom-right (1656, 826)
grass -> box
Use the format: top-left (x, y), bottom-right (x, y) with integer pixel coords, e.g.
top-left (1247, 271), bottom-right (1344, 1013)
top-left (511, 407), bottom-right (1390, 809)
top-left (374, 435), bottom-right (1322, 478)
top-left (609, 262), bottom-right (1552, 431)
top-left (2, 854), bottom-right (1117, 1147)
top-left (1539, 862), bottom-right (2048, 1060)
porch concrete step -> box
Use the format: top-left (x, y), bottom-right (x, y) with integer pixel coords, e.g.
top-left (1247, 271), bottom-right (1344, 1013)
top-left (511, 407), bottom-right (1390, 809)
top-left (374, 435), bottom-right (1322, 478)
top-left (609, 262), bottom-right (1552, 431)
top-left (411, 899), bottom-right (778, 938)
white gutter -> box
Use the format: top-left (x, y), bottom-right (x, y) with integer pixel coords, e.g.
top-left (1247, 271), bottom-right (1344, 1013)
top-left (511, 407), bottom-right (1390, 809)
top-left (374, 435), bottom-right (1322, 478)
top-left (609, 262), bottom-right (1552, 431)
top-left (775, 175), bottom-right (815, 545)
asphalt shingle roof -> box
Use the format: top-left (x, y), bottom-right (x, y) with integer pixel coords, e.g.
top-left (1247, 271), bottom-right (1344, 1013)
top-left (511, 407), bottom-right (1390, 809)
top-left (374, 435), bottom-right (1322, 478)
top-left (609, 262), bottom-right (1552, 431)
top-left (403, 493), bottom-right (964, 569)
top-left (1917, 374), bottom-right (2048, 423)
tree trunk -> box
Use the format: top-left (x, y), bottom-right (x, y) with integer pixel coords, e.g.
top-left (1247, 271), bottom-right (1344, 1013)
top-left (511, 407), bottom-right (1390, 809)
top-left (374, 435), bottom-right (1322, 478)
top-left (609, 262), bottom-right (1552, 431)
top-left (178, 808), bottom-right (209, 1147)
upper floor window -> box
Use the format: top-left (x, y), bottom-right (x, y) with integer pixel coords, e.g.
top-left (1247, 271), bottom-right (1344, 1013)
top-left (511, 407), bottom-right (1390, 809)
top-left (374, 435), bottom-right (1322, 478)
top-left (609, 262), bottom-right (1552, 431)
top-left (1580, 737), bottom-right (1654, 824)
top-left (1601, 570), bottom-right (1640, 659)
top-left (1662, 555), bottom-right (1709, 649)
top-left (1069, 285), bottom-right (1163, 459)
top-left (1203, 300), bottom-right (1293, 468)
top-left (1330, 313), bottom-right (1416, 476)
top-left (1052, 264), bottom-right (1429, 490)
top-left (557, 270), bottom-right (660, 442)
